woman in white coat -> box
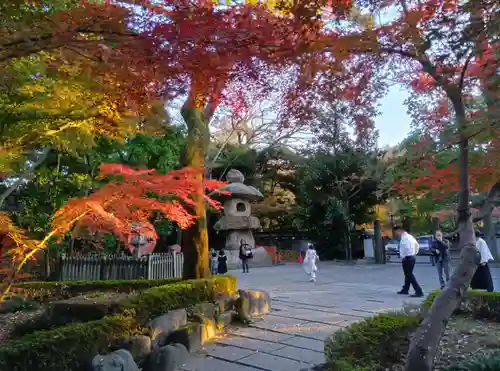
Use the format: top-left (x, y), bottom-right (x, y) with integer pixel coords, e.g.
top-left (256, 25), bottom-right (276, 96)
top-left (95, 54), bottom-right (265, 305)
top-left (303, 243), bottom-right (319, 282)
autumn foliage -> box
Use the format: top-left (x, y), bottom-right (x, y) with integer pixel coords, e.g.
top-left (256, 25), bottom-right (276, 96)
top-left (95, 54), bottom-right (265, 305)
top-left (0, 164), bottom-right (226, 301)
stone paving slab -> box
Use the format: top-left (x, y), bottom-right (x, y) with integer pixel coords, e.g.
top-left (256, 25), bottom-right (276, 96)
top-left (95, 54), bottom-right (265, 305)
top-left (270, 306), bottom-right (352, 325)
top-left (203, 344), bottom-right (256, 361)
top-left (186, 262), bottom-right (500, 371)
top-left (269, 345), bottom-right (325, 364)
top-left (217, 336), bottom-right (288, 352)
top-left (249, 314), bottom-right (309, 332)
top-left (236, 352), bottom-right (310, 371)
top-left (227, 326), bottom-right (296, 343)
top-left (181, 356), bottom-right (262, 371)
top-left (277, 322), bottom-right (341, 341)
top-left (279, 336), bottom-right (325, 352)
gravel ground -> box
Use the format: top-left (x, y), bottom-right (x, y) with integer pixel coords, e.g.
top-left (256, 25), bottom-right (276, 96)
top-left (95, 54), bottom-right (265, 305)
top-left (389, 316), bottom-right (500, 370)
top-left (433, 316), bottom-right (500, 370)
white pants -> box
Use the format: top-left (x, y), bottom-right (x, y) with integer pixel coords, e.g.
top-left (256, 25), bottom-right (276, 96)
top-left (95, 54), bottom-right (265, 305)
top-left (310, 271), bottom-right (316, 280)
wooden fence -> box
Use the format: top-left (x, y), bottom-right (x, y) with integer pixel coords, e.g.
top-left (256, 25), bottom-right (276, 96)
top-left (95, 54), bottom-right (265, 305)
top-left (57, 253), bottom-right (184, 281)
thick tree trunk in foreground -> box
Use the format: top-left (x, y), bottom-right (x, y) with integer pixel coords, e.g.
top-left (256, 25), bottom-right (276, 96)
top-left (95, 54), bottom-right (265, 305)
top-left (181, 106), bottom-right (210, 279)
top-left (405, 97), bottom-right (480, 371)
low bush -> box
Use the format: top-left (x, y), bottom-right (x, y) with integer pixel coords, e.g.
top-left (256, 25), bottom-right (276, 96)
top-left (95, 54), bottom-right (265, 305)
top-left (12, 293), bottom-right (132, 338)
top-left (129, 275), bottom-right (237, 318)
top-left (12, 278), bottom-right (183, 301)
top-left (0, 296), bottom-right (39, 314)
top-left (445, 351), bottom-right (500, 371)
top-left (0, 275), bottom-right (237, 371)
top-left (324, 312), bottom-right (420, 371)
top-left (0, 313), bottom-right (137, 371)
top-left (425, 290), bottom-right (500, 321)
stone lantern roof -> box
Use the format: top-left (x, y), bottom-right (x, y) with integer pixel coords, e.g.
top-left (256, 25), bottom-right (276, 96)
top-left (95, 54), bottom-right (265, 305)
top-left (212, 169), bottom-right (264, 201)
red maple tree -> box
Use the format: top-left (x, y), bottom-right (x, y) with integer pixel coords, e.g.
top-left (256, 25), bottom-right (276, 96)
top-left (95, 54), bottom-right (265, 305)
top-left (0, 164), bottom-right (226, 301)
top-left (262, 0), bottom-right (498, 369)
top-left (123, 0), bottom-right (355, 278)
top-left (3, 0), bottom-right (354, 279)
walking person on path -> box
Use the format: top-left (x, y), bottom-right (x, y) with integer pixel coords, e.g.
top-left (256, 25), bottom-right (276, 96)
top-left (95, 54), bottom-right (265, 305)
top-left (217, 249), bottom-right (228, 275)
top-left (211, 248), bottom-right (218, 275)
top-left (239, 239), bottom-right (253, 273)
top-left (432, 230), bottom-right (451, 289)
top-left (395, 226), bottom-right (424, 298)
top-left (303, 243), bottom-right (319, 282)
top-left (471, 230), bottom-right (494, 292)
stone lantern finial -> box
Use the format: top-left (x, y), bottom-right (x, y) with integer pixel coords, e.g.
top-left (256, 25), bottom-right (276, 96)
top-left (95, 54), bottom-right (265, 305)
top-left (226, 169), bottom-right (245, 183)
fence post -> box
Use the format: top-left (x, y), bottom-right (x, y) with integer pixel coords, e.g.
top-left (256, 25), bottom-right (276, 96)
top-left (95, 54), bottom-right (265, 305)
top-left (146, 254), bottom-right (152, 280)
top-left (99, 255), bottom-right (106, 280)
top-left (58, 254), bottom-right (65, 281)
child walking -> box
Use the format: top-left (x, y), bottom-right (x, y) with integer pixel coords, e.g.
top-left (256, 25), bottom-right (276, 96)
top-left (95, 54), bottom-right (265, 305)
top-left (217, 249), bottom-right (228, 275)
top-left (211, 249), bottom-right (218, 275)
top-left (303, 243), bottom-right (319, 282)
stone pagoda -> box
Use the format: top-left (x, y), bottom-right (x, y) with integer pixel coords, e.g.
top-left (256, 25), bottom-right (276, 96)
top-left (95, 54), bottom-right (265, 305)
top-left (213, 169), bottom-right (263, 267)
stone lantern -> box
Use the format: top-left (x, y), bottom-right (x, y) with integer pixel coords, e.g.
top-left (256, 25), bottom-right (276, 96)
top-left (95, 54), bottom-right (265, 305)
top-left (213, 169), bottom-right (264, 268)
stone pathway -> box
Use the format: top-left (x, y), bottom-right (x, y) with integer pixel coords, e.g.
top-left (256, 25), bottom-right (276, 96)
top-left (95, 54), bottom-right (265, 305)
top-left (181, 262), bottom-right (500, 371)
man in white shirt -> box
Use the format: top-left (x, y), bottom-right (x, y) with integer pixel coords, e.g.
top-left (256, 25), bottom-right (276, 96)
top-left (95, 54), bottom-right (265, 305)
top-left (395, 226), bottom-right (424, 297)
top-left (471, 230), bottom-right (494, 292)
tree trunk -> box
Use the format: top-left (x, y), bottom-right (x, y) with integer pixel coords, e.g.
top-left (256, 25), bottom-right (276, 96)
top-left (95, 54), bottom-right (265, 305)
top-left (374, 219), bottom-right (384, 264)
top-left (484, 210), bottom-right (498, 260)
top-left (431, 217), bottom-right (440, 234)
top-left (181, 106), bottom-right (210, 279)
top-left (405, 94), bottom-right (480, 371)
top-left (402, 217), bottom-right (412, 233)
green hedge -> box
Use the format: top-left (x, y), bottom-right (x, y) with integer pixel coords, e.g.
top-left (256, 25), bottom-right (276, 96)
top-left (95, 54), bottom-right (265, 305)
top-left (12, 278), bottom-right (183, 301)
top-left (425, 290), bottom-right (500, 321)
top-left (0, 276), bottom-right (237, 371)
top-left (125, 275), bottom-right (238, 319)
top-left (0, 314), bottom-right (136, 371)
top-left (445, 351), bottom-right (500, 371)
top-left (324, 312), bottom-right (420, 371)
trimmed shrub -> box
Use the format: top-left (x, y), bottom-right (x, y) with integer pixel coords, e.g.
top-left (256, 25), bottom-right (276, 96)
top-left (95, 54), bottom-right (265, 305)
top-left (0, 296), bottom-right (39, 314)
top-left (12, 278), bottom-right (183, 301)
top-left (444, 351), bottom-right (500, 371)
top-left (125, 276), bottom-right (237, 320)
top-left (0, 276), bottom-right (237, 371)
top-left (425, 290), bottom-right (500, 321)
top-left (12, 293), bottom-right (132, 338)
top-left (0, 314), bottom-right (137, 371)
top-left (324, 312), bottom-right (420, 371)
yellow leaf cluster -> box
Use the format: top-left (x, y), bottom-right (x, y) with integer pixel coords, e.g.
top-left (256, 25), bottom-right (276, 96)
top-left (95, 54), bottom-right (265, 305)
top-left (1, 54), bottom-right (137, 173)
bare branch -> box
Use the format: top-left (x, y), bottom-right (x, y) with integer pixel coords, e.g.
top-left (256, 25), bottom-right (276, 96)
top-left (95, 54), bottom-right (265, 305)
top-left (0, 147), bottom-right (51, 209)
top-left (458, 51), bottom-right (474, 90)
top-left (472, 181), bottom-right (500, 222)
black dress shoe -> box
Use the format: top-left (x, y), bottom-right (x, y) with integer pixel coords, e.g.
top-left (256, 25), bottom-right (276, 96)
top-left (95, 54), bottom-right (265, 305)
top-left (397, 291), bottom-right (409, 295)
top-left (410, 293), bottom-right (424, 298)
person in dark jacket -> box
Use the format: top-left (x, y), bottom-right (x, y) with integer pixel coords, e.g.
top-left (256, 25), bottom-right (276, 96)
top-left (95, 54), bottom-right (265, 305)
top-left (432, 230), bottom-right (451, 289)
top-left (239, 239), bottom-right (253, 273)
top-left (217, 249), bottom-right (228, 274)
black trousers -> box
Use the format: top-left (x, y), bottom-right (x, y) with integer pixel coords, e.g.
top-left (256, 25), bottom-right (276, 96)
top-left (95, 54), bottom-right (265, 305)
top-left (471, 263), bottom-right (494, 292)
top-left (241, 259), bottom-right (249, 272)
top-left (401, 256), bottom-right (423, 294)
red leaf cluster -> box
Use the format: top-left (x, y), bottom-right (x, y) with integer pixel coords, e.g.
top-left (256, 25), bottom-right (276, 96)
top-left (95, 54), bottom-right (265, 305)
top-left (53, 164), bottom-right (227, 251)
